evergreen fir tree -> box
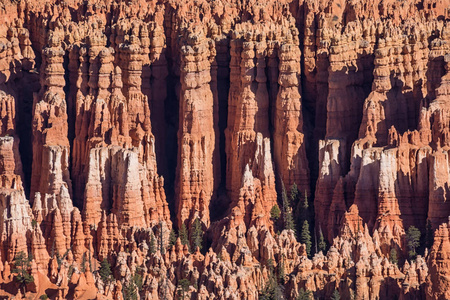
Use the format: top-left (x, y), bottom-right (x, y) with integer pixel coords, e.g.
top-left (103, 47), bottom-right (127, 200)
top-left (406, 226), bottom-right (421, 260)
top-left (12, 251), bottom-right (34, 295)
top-left (168, 229), bottom-right (177, 250)
top-left (297, 288), bottom-right (312, 300)
top-left (270, 205), bottom-right (281, 221)
top-left (300, 220), bottom-right (312, 257)
top-left (259, 259), bottom-right (279, 300)
top-left (191, 218), bottom-right (203, 252)
top-left (123, 281), bottom-right (138, 300)
top-left (425, 219), bottom-right (434, 250)
top-left (179, 223), bottom-right (189, 248)
top-left (300, 190), bottom-right (309, 222)
top-left (282, 183), bottom-right (295, 232)
top-left (159, 221), bottom-right (165, 255)
top-left (133, 267), bottom-right (143, 291)
top-left (81, 253), bottom-right (87, 272)
top-left (99, 258), bottom-right (112, 284)
top-left (278, 258), bottom-right (286, 284)
top-left (290, 183), bottom-right (299, 207)
top-left (331, 289), bottom-right (341, 300)
top-left (389, 248), bottom-right (398, 264)
top-left (318, 227), bottom-right (327, 253)
top-left (149, 232), bottom-right (156, 254)
top-left (177, 279), bottom-right (190, 300)
top-left (296, 190), bottom-right (310, 237)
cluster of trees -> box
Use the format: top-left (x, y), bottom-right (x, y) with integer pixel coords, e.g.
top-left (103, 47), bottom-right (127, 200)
top-left (259, 256), bottom-right (341, 300)
top-left (264, 181), bottom-right (438, 299)
top-left (122, 267), bottom-right (143, 300)
top-left (270, 183), bottom-right (326, 257)
top-left (148, 218), bottom-right (205, 256)
top-left (167, 217), bottom-right (204, 253)
top-left (389, 221), bottom-right (435, 265)
top-left (98, 258), bottom-right (143, 300)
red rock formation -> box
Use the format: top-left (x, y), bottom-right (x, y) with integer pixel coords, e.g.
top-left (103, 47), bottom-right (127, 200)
top-left (176, 24), bottom-right (216, 228)
top-left (274, 28), bottom-right (310, 195)
top-left (0, 0), bottom-right (447, 299)
top-left (427, 223), bottom-right (450, 300)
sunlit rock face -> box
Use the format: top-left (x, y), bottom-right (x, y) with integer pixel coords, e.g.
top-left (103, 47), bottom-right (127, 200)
top-left (0, 0), bottom-right (447, 298)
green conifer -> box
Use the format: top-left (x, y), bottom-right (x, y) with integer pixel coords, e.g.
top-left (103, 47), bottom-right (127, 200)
top-left (318, 227), bottom-right (327, 253)
top-left (297, 288), bottom-right (312, 300)
top-left (177, 279), bottom-right (190, 300)
top-left (290, 183), bottom-right (299, 207)
top-left (149, 232), bottom-right (156, 254)
top-left (191, 218), bottom-right (203, 252)
top-left (12, 251), bottom-right (34, 295)
top-left (270, 205), bottom-right (281, 221)
top-left (168, 229), bottom-right (177, 250)
top-left (425, 219), bottom-right (434, 250)
top-left (179, 223), bottom-right (189, 248)
top-left (406, 226), bottom-right (421, 260)
top-left (282, 183), bottom-right (296, 232)
top-left (389, 248), bottom-right (398, 264)
top-left (300, 220), bottom-right (312, 257)
top-left (331, 289), bottom-right (341, 300)
top-left (99, 258), bottom-right (112, 284)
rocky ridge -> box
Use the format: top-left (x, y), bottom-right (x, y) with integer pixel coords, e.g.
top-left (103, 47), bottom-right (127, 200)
top-left (0, 0), bottom-right (447, 299)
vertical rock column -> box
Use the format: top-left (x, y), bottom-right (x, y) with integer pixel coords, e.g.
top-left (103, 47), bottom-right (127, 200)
top-left (225, 28), bottom-right (277, 228)
top-left (0, 91), bottom-right (33, 262)
top-left (107, 22), bottom-right (171, 230)
top-left (176, 25), bottom-right (215, 228)
top-left (31, 32), bottom-right (73, 223)
top-left (274, 31), bottom-right (310, 195)
top-left (71, 27), bottom-right (107, 210)
top-left (428, 55), bottom-right (450, 228)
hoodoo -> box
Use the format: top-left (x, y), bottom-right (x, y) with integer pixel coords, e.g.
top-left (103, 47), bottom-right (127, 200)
top-left (0, 0), bottom-right (447, 299)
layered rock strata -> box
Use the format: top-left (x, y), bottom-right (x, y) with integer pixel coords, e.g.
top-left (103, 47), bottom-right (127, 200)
top-left (0, 0), bottom-right (446, 299)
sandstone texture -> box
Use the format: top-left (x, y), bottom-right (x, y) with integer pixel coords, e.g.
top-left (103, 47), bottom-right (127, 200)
top-left (0, 0), bottom-right (447, 299)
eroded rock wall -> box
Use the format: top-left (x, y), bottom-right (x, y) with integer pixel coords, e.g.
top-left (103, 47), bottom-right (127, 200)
top-left (0, 0), bottom-right (447, 299)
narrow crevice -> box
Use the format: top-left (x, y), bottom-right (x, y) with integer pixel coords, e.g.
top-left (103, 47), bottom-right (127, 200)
top-left (209, 54), bottom-right (230, 223)
top-left (14, 72), bottom-right (40, 199)
top-left (163, 72), bottom-right (179, 223)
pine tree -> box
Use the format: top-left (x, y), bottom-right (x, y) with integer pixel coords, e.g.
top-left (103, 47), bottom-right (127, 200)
top-left (123, 282), bottom-right (138, 300)
top-left (191, 218), bottom-right (203, 252)
top-left (81, 252), bottom-right (87, 272)
top-left (177, 279), bottom-right (190, 300)
top-left (149, 233), bottom-right (156, 254)
top-left (99, 258), bottom-right (112, 284)
top-left (179, 223), bottom-right (189, 248)
top-left (168, 229), bottom-right (177, 250)
top-left (331, 289), bottom-right (341, 300)
top-left (282, 183), bottom-right (295, 232)
top-left (297, 288), bottom-right (312, 300)
top-left (278, 258), bottom-right (285, 284)
top-left (270, 205), bottom-right (281, 221)
top-left (389, 248), bottom-right (398, 264)
top-left (159, 221), bottom-right (165, 255)
top-left (406, 226), bottom-right (421, 260)
top-left (133, 267), bottom-right (143, 291)
top-left (300, 191), bottom-right (309, 222)
top-left (290, 183), bottom-right (299, 207)
top-left (425, 219), bottom-right (434, 250)
top-left (318, 227), bottom-right (327, 253)
top-left (12, 251), bottom-right (34, 295)
top-left (300, 220), bottom-right (312, 257)
top-left (259, 259), bottom-right (278, 300)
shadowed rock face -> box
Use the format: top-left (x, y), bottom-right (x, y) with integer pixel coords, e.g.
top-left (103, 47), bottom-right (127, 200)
top-left (0, 0), bottom-right (447, 298)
